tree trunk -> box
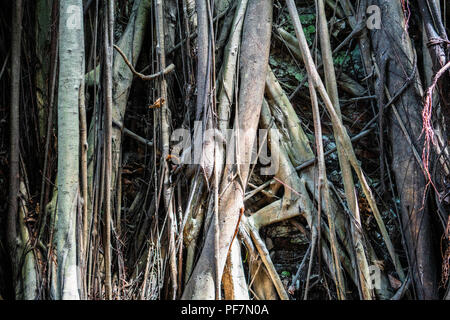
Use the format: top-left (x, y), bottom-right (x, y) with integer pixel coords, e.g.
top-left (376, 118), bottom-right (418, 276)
top-left (7, 0), bottom-right (23, 298)
top-left (369, 0), bottom-right (438, 299)
top-left (182, 0), bottom-right (273, 299)
top-left (54, 0), bottom-right (85, 300)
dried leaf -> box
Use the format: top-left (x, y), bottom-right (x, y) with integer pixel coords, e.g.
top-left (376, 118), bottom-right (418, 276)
top-left (148, 97), bottom-right (165, 109)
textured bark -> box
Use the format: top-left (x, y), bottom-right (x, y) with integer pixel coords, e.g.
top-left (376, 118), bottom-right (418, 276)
top-left (217, 0), bottom-right (248, 134)
top-left (2, 0), bottom-right (447, 302)
top-left (7, 0), bottom-right (23, 296)
top-left (5, 0), bottom-right (39, 299)
top-left (156, 0), bottom-right (178, 300)
top-left (215, 0), bottom-right (249, 297)
top-left (54, 0), bottom-right (85, 300)
top-left (182, 0), bottom-right (273, 299)
top-left (85, 1), bottom-right (151, 262)
top-left (17, 179), bottom-right (39, 299)
top-left (35, 0), bottom-right (53, 139)
top-left (370, 0), bottom-right (438, 299)
top-left (287, 0), bottom-right (404, 283)
top-left (103, 0), bottom-right (114, 299)
top-left (417, 0), bottom-right (450, 138)
top-left (317, 0), bottom-right (372, 300)
top-left (87, 0), bottom-right (151, 201)
top-left (194, 0), bottom-right (210, 122)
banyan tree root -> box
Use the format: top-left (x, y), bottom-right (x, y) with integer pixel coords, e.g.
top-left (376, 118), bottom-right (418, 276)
top-left (276, 27), bottom-right (366, 98)
top-left (286, 0), bottom-right (405, 283)
top-left (254, 99), bottom-right (350, 298)
top-left (258, 67), bottom-right (393, 298)
top-left (316, 0), bottom-right (372, 299)
top-left (369, 0), bottom-right (438, 299)
top-left (181, 0), bottom-right (273, 300)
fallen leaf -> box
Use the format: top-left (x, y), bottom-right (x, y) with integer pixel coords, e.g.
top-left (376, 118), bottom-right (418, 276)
top-left (148, 97), bottom-right (165, 109)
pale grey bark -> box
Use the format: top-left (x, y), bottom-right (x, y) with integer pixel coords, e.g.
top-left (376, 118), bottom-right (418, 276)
top-left (317, 0), bottom-right (372, 299)
top-left (182, 0), bottom-right (273, 299)
top-left (110, 0), bottom-right (151, 193)
top-left (54, 0), bottom-right (85, 300)
top-left (18, 180), bottom-right (38, 299)
top-left (86, 0), bottom-right (151, 232)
